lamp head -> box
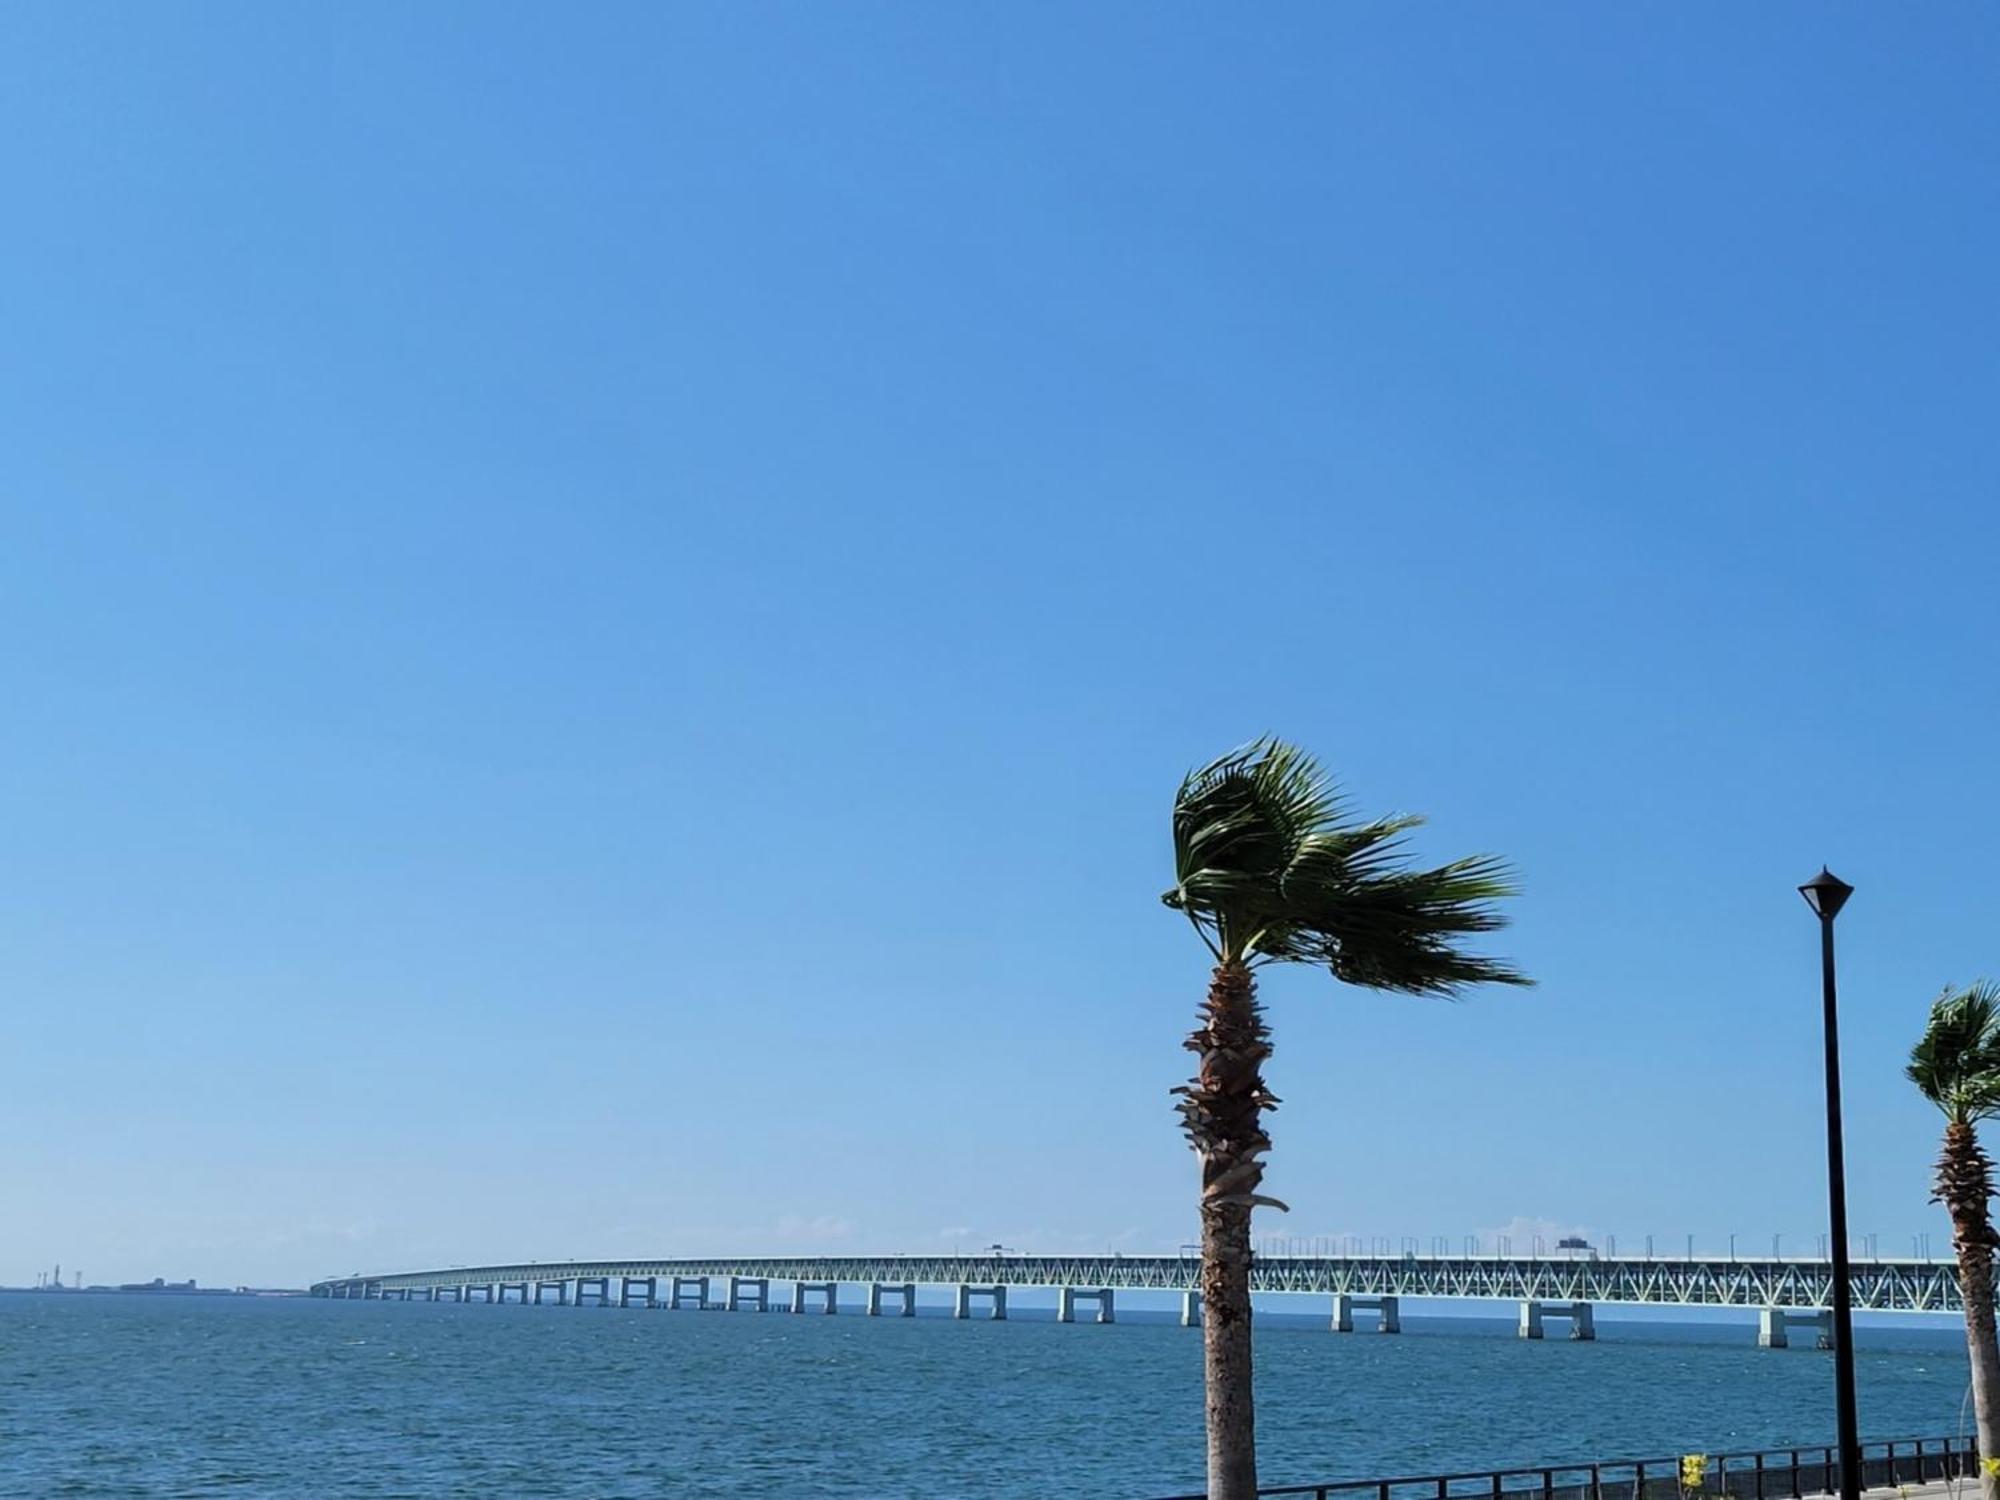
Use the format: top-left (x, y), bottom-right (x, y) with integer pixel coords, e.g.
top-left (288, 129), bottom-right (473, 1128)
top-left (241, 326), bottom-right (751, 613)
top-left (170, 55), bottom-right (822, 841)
top-left (1798, 866), bottom-right (1854, 921)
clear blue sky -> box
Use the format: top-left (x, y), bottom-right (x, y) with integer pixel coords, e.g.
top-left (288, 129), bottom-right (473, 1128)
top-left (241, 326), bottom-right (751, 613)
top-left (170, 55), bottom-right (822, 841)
top-left (3, 3), bottom-right (1996, 1289)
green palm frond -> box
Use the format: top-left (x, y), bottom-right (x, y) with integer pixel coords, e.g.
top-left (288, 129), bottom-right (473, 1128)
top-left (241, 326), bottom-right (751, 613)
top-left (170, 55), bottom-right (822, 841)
top-left (1163, 737), bottom-right (1530, 993)
top-left (1908, 982), bottom-right (2000, 1124)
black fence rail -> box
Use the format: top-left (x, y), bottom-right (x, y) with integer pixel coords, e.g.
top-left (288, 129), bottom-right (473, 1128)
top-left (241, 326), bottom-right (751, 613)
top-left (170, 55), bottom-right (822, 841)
top-left (1147, 1435), bottom-right (1978, 1500)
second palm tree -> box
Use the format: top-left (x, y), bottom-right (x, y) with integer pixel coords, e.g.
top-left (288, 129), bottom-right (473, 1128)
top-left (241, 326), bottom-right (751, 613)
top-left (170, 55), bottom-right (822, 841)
top-left (1908, 983), bottom-right (2000, 1498)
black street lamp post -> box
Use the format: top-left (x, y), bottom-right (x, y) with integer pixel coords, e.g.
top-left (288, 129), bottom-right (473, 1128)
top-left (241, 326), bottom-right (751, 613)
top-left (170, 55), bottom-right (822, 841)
top-left (1799, 867), bottom-right (1860, 1500)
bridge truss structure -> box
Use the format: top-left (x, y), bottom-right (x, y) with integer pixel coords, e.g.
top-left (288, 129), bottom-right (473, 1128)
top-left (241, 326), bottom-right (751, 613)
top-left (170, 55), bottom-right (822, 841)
top-left (313, 1253), bottom-right (1965, 1314)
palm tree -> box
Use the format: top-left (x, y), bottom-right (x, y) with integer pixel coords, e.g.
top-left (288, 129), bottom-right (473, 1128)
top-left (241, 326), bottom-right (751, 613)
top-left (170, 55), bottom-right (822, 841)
top-left (1907, 982), bottom-right (2000, 1496)
top-left (1163, 739), bottom-right (1528, 1500)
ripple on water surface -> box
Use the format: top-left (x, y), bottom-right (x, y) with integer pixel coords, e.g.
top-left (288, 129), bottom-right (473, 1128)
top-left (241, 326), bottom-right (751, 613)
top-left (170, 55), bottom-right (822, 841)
top-left (0, 1293), bottom-right (1974, 1498)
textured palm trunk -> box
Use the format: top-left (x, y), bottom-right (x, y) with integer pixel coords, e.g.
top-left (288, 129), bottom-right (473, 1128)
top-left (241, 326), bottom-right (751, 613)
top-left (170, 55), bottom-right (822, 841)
top-left (1178, 960), bottom-right (1278, 1500)
top-left (1938, 1121), bottom-right (2000, 1498)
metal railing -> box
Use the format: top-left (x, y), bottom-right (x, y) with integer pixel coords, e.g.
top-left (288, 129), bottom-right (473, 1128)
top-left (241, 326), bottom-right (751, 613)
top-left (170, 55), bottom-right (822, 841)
top-left (1146, 1435), bottom-right (1978, 1500)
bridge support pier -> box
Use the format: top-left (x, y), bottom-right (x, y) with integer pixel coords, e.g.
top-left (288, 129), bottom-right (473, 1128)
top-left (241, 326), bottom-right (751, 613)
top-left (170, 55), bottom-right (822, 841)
top-left (1519, 1300), bottom-right (1594, 1339)
top-left (1182, 1290), bottom-right (1201, 1327)
top-left (1056, 1287), bottom-right (1115, 1324)
top-left (791, 1281), bottom-right (838, 1314)
top-left (669, 1276), bottom-right (708, 1310)
top-left (954, 1284), bottom-right (1006, 1319)
top-left (1759, 1307), bottom-right (1834, 1349)
top-left (867, 1282), bottom-right (917, 1317)
top-left (533, 1280), bottom-right (567, 1305)
top-left (621, 1277), bottom-right (657, 1309)
top-left (728, 1277), bottom-right (769, 1313)
top-left (1333, 1294), bottom-right (1401, 1333)
top-left (498, 1282), bottom-right (529, 1304)
top-left (575, 1277), bottom-right (611, 1307)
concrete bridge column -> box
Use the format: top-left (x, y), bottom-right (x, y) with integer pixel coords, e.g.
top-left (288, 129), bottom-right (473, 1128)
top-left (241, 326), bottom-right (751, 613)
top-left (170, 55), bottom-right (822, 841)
top-left (621, 1277), bottom-right (657, 1309)
top-left (1182, 1290), bottom-right (1202, 1327)
top-left (954, 1284), bottom-right (1005, 1319)
top-left (670, 1276), bottom-right (708, 1310)
top-left (728, 1277), bottom-right (769, 1313)
top-left (1759, 1308), bottom-right (1834, 1349)
top-left (866, 1283), bottom-right (916, 1317)
top-left (1520, 1300), bottom-right (1593, 1339)
top-left (533, 1280), bottom-right (566, 1306)
top-left (1334, 1294), bottom-right (1400, 1332)
top-left (576, 1277), bottom-right (611, 1307)
top-left (1058, 1288), bottom-right (1114, 1324)
top-left (789, 1281), bottom-right (837, 1314)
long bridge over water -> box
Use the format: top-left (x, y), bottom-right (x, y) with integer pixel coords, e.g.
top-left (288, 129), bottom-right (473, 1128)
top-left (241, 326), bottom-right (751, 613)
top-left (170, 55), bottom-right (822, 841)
top-left (313, 1253), bottom-right (1965, 1345)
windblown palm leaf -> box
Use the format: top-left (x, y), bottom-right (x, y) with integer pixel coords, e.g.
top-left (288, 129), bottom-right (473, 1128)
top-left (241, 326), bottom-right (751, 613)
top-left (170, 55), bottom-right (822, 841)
top-left (1908, 983), bottom-right (2000, 1125)
top-left (1163, 737), bottom-right (1531, 990)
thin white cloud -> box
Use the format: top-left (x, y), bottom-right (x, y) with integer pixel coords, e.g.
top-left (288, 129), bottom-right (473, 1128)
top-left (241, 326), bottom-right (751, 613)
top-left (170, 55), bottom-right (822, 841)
top-left (774, 1214), bottom-right (855, 1242)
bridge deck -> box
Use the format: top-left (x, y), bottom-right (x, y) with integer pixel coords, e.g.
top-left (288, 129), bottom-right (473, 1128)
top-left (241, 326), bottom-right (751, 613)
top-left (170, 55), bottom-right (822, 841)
top-left (313, 1254), bottom-right (1966, 1312)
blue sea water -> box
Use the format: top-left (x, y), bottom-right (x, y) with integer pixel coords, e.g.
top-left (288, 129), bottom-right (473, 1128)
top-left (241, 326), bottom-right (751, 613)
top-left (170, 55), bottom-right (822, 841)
top-left (0, 1293), bottom-right (1975, 1499)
